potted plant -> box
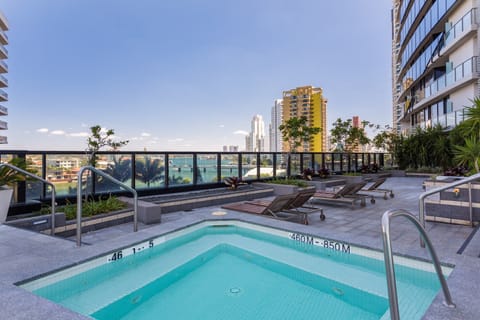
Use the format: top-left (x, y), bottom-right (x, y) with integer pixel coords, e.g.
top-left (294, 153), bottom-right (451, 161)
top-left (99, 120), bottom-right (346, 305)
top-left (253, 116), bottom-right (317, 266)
top-left (0, 158), bottom-right (31, 223)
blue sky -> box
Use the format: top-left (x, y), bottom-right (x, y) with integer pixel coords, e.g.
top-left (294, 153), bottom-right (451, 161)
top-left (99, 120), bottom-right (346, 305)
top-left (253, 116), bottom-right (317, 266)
top-left (0, 0), bottom-right (392, 151)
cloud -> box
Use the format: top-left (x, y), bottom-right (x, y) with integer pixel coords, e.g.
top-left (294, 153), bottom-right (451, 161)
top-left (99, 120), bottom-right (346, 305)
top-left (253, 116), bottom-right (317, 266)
top-left (37, 128), bottom-right (49, 133)
top-left (141, 132), bottom-right (151, 137)
top-left (69, 132), bottom-right (88, 137)
top-left (81, 123), bottom-right (88, 128)
top-left (168, 138), bottom-right (185, 143)
top-left (233, 130), bottom-right (249, 136)
top-left (50, 130), bottom-right (66, 135)
top-left (219, 124), bottom-right (225, 128)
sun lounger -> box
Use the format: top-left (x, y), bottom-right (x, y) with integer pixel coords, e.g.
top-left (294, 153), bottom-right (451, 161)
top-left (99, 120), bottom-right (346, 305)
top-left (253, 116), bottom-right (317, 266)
top-left (246, 188), bottom-right (324, 224)
top-left (221, 193), bottom-right (299, 220)
top-left (358, 178), bottom-right (394, 201)
top-left (310, 182), bottom-right (369, 208)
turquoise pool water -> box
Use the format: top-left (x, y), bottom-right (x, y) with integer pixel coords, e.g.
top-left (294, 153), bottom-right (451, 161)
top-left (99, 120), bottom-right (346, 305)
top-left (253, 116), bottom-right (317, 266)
top-left (21, 222), bottom-right (448, 320)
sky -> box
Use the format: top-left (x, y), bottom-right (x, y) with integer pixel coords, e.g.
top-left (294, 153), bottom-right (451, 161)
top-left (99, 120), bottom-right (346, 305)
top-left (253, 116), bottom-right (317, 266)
top-left (0, 0), bottom-right (393, 151)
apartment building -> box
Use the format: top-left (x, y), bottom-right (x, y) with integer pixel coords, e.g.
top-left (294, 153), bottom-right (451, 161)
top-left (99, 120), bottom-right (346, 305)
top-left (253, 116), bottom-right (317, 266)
top-left (269, 99), bottom-right (283, 152)
top-left (281, 86), bottom-right (327, 152)
top-left (0, 11), bottom-right (8, 144)
top-left (392, 0), bottom-right (479, 135)
top-left (248, 114), bottom-right (265, 152)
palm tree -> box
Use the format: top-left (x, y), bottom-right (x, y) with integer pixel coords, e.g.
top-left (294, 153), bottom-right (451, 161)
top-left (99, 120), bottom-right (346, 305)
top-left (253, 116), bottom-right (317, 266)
top-left (103, 156), bottom-right (132, 182)
top-left (453, 137), bottom-right (480, 174)
top-left (135, 156), bottom-right (165, 187)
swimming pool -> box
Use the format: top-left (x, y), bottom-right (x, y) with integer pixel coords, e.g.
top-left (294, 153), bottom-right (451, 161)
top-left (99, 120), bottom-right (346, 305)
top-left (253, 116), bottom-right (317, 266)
top-left (19, 220), bottom-right (451, 319)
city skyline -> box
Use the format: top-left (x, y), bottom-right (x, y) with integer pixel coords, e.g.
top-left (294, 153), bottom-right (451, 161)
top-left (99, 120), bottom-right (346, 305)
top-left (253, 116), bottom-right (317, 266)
top-left (0, 0), bottom-right (392, 151)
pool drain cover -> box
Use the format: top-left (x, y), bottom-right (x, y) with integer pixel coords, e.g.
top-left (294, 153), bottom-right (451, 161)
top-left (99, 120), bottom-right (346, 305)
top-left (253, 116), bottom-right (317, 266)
top-left (227, 287), bottom-right (242, 296)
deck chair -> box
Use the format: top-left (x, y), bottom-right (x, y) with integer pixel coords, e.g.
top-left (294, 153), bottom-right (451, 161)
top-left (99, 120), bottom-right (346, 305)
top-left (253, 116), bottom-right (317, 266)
top-left (221, 193), bottom-right (298, 220)
top-left (246, 188), bottom-right (324, 224)
top-left (310, 182), bottom-right (369, 208)
top-left (358, 178), bottom-right (394, 202)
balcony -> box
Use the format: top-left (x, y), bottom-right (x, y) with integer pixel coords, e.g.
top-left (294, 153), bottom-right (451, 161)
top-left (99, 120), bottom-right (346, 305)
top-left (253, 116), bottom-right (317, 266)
top-left (0, 28), bottom-right (7, 45)
top-left (0, 89), bottom-right (7, 101)
top-left (0, 105), bottom-right (6, 115)
top-left (0, 120), bottom-right (7, 130)
top-left (0, 60), bottom-right (7, 73)
top-left (0, 44), bottom-right (7, 59)
top-left (0, 135), bottom-right (6, 144)
top-left (0, 74), bottom-right (7, 88)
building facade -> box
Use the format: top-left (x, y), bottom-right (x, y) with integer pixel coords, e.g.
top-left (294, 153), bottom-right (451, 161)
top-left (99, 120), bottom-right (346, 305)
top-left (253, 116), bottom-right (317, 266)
top-left (248, 114), bottom-right (265, 152)
top-left (392, 0), bottom-right (479, 135)
top-left (269, 99), bottom-right (283, 152)
top-left (0, 11), bottom-right (8, 144)
top-left (281, 86), bottom-right (327, 152)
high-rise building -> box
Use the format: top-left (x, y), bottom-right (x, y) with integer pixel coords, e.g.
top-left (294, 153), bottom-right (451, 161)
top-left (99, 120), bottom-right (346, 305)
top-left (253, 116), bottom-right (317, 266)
top-left (247, 115), bottom-right (265, 152)
top-left (0, 11), bottom-right (8, 144)
top-left (282, 86), bottom-right (327, 152)
top-left (269, 99), bottom-right (283, 152)
top-left (392, 0), bottom-right (478, 135)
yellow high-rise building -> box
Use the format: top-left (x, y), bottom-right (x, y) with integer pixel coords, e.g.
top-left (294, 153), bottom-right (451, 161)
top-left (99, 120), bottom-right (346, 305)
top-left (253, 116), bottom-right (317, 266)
top-left (281, 86), bottom-right (327, 152)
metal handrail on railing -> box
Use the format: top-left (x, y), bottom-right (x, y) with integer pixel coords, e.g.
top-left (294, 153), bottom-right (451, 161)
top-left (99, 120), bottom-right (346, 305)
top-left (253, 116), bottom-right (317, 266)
top-left (419, 173), bottom-right (480, 246)
top-left (76, 166), bottom-right (138, 247)
top-left (382, 209), bottom-right (455, 320)
top-left (0, 163), bottom-right (57, 235)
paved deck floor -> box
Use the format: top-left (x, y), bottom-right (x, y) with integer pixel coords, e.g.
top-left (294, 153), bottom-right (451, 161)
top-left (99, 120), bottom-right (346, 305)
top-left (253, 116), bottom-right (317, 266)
top-left (1, 177), bottom-right (479, 319)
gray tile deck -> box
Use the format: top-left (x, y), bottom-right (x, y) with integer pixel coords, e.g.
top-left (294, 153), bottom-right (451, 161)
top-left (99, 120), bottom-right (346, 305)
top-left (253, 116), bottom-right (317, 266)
top-left (1, 177), bottom-right (479, 319)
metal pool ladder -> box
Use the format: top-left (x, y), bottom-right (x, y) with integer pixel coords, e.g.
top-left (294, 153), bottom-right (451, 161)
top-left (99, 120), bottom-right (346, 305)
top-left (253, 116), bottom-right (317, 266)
top-left (381, 209), bottom-right (455, 320)
top-left (76, 166), bottom-right (138, 247)
top-left (0, 163), bottom-right (57, 235)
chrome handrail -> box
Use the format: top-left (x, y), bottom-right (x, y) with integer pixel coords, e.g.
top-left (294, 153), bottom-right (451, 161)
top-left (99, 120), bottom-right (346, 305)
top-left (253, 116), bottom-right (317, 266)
top-left (0, 163), bottom-right (57, 235)
top-left (76, 166), bottom-right (138, 247)
top-left (419, 173), bottom-right (480, 246)
top-left (382, 209), bottom-right (455, 320)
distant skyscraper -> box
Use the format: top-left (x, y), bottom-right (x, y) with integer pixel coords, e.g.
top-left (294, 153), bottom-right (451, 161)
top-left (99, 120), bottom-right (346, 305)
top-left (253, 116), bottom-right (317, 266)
top-left (223, 145), bottom-right (238, 152)
top-left (0, 11), bottom-right (8, 144)
top-left (248, 115), bottom-right (265, 152)
top-left (269, 99), bottom-right (283, 152)
top-left (392, 0), bottom-right (479, 135)
top-left (282, 86), bottom-right (327, 152)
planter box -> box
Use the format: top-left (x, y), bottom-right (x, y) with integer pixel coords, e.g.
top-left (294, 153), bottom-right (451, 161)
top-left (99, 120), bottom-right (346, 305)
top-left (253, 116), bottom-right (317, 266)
top-left (5, 209), bottom-right (134, 237)
top-left (0, 187), bottom-right (13, 223)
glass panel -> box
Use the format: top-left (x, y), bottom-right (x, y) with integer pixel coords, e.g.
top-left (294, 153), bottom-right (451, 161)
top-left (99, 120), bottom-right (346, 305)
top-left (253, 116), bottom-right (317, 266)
top-left (463, 59), bottom-right (472, 76)
top-left (324, 153), bottom-right (333, 173)
top-left (259, 154), bottom-right (274, 179)
top-left (168, 154), bottom-right (193, 186)
top-left (241, 153), bottom-right (257, 181)
top-left (97, 154), bottom-right (132, 193)
top-left (313, 154), bottom-right (323, 173)
top-left (135, 154), bottom-right (165, 189)
top-left (332, 153), bottom-right (341, 173)
top-left (46, 154), bottom-right (88, 197)
top-left (197, 154), bottom-right (217, 184)
top-left (221, 154), bottom-right (239, 180)
top-left (290, 154), bottom-right (301, 177)
top-left (303, 154), bottom-right (313, 172)
top-left (275, 153), bottom-right (287, 177)
top-left (25, 154), bottom-right (43, 201)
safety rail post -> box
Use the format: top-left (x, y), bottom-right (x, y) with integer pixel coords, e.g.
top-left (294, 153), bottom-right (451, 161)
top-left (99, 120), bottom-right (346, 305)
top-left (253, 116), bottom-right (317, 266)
top-left (382, 209), bottom-right (455, 320)
top-left (76, 166), bottom-right (138, 247)
top-left (419, 173), bottom-right (480, 247)
top-left (0, 163), bottom-right (57, 235)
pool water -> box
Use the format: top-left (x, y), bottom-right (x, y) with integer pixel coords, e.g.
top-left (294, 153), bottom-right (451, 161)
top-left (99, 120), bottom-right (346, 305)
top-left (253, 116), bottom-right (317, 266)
top-left (20, 221), bottom-right (449, 320)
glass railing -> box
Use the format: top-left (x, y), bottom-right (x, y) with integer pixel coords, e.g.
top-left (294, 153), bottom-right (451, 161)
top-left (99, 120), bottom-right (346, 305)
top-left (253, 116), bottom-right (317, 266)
top-left (0, 28), bottom-right (7, 42)
top-left (0, 150), bottom-right (389, 206)
top-left (0, 74), bottom-right (7, 85)
top-left (425, 56), bottom-right (478, 99)
top-left (413, 108), bottom-right (467, 131)
top-left (0, 60), bottom-right (7, 71)
top-left (0, 105), bottom-right (6, 114)
top-left (444, 8), bottom-right (476, 48)
top-left (0, 88), bottom-right (7, 100)
top-left (0, 44), bottom-right (7, 56)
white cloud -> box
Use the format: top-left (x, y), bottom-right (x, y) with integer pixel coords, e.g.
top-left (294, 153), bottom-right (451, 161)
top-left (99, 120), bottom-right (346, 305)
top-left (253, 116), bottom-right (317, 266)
top-left (233, 130), bottom-right (249, 136)
top-left (69, 132), bottom-right (89, 137)
top-left (168, 138), bottom-right (184, 143)
top-left (37, 128), bottom-right (49, 133)
top-left (50, 130), bottom-right (66, 135)
top-left (219, 124), bottom-right (225, 128)
top-left (81, 123), bottom-right (88, 128)
top-left (141, 132), bottom-right (151, 137)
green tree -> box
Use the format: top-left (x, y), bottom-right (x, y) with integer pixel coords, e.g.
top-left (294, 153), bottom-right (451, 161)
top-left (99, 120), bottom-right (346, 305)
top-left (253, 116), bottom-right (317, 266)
top-left (330, 118), bottom-right (370, 152)
top-left (279, 116), bottom-right (321, 177)
top-left (453, 137), bottom-right (480, 174)
top-left (135, 156), bottom-right (165, 187)
top-left (86, 125), bottom-right (129, 167)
